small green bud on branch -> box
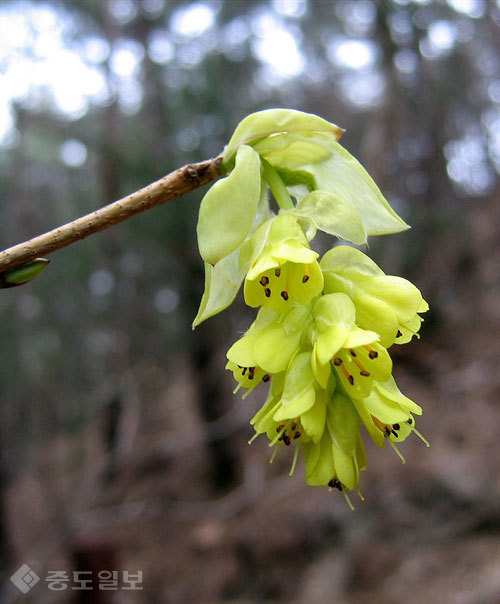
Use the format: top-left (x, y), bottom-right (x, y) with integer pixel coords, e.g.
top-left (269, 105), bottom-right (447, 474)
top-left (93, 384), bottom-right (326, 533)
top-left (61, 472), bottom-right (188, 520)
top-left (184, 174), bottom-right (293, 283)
top-left (0, 258), bottom-right (49, 288)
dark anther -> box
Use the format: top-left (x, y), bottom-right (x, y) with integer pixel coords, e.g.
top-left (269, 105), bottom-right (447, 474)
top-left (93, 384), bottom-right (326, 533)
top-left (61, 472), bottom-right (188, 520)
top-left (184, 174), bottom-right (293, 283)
top-left (328, 478), bottom-right (342, 491)
top-left (384, 426), bottom-right (391, 437)
top-left (242, 367), bottom-right (247, 375)
top-left (333, 357), bottom-right (342, 366)
top-left (237, 365), bottom-right (242, 368)
top-left (407, 418), bottom-right (413, 425)
top-left (262, 374), bottom-right (270, 382)
top-left (280, 291), bottom-right (289, 301)
top-left (392, 423), bottom-right (400, 431)
top-left (276, 424), bottom-right (284, 433)
top-left (264, 288), bottom-right (271, 297)
top-left (369, 350), bottom-right (378, 359)
top-left (360, 370), bottom-right (370, 377)
top-left (275, 268), bottom-right (281, 277)
top-left (260, 275), bottom-right (269, 286)
top-left (290, 422), bottom-right (297, 430)
top-left (302, 275), bottom-right (309, 283)
top-left (248, 374), bottom-right (254, 380)
top-left (293, 431), bottom-right (301, 439)
top-left (391, 430), bottom-right (398, 437)
top-left (283, 435), bottom-right (291, 446)
top-left (349, 349), bottom-right (357, 357)
top-left (348, 375), bottom-right (354, 386)
top-left (396, 329), bottom-right (402, 338)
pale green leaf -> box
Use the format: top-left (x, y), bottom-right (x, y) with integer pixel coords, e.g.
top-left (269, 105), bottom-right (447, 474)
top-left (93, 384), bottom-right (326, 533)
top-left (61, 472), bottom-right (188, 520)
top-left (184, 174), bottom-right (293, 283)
top-left (192, 251), bottom-right (243, 328)
top-left (197, 144), bottom-right (261, 265)
top-left (294, 190), bottom-right (366, 244)
top-left (223, 109), bottom-right (344, 164)
top-left (307, 143), bottom-right (410, 235)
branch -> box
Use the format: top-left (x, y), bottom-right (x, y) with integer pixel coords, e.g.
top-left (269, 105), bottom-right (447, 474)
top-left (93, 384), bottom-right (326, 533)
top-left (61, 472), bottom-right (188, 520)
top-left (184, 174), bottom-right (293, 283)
top-left (0, 156), bottom-right (223, 273)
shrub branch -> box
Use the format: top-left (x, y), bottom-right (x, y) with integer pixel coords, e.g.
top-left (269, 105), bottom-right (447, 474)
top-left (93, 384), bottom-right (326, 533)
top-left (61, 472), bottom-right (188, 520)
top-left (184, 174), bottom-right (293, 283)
top-left (0, 156), bottom-right (223, 273)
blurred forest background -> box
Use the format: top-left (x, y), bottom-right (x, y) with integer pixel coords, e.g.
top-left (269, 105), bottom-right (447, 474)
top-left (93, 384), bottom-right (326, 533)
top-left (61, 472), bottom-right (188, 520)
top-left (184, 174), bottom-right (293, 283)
top-left (0, 0), bottom-right (499, 603)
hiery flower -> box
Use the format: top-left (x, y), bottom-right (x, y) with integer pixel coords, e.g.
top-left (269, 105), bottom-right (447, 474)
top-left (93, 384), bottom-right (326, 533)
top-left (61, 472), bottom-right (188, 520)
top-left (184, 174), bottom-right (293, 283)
top-left (242, 214), bottom-right (323, 313)
top-left (310, 292), bottom-right (392, 399)
top-left (350, 376), bottom-right (429, 457)
top-left (225, 304), bottom-right (311, 396)
top-left (303, 393), bottom-right (366, 508)
top-left (321, 246), bottom-right (428, 347)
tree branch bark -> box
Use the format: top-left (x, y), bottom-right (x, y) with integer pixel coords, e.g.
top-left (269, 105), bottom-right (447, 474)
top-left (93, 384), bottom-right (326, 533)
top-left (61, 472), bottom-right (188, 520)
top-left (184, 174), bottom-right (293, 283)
top-left (0, 156), bottom-right (223, 273)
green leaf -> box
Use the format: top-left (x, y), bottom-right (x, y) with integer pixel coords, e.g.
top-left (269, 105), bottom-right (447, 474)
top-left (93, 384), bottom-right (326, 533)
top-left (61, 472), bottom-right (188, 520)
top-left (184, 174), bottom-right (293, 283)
top-left (306, 142), bottom-right (410, 235)
top-left (1, 258), bottom-right (49, 288)
top-left (223, 108), bottom-right (344, 164)
top-left (192, 251), bottom-right (243, 328)
top-left (275, 167), bottom-right (317, 191)
top-left (253, 132), bottom-right (337, 169)
top-left (294, 190), bottom-right (366, 244)
top-left (197, 144), bottom-right (261, 265)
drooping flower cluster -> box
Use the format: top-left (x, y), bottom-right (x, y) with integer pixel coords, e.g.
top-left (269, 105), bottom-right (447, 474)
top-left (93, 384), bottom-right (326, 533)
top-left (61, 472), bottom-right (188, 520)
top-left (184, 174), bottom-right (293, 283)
top-left (194, 109), bottom-right (429, 506)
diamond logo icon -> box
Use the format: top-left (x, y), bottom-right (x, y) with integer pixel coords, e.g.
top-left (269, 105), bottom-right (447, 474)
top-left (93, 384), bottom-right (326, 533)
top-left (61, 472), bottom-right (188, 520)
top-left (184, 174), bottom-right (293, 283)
top-left (10, 564), bottom-right (40, 593)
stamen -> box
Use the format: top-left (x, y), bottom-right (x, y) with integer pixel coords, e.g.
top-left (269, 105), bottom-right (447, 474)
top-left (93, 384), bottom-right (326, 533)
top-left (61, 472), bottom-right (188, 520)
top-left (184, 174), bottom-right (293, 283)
top-left (302, 264), bottom-right (310, 283)
top-left (248, 433), bottom-right (259, 444)
top-left (260, 275), bottom-right (269, 286)
top-left (264, 288), bottom-right (271, 298)
top-left (363, 345), bottom-right (378, 359)
top-left (342, 490), bottom-right (355, 511)
top-left (280, 290), bottom-right (289, 301)
top-left (289, 445), bottom-right (300, 476)
top-left (270, 424), bottom-right (287, 447)
top-left (269, 447), bottom-right (278, 464)
top-left (409, 425), bottom-right (430, 447)
top-left (388, 439), bottom-right (406, 464)
top-left (335, 359), bottom-right (354, 385)
top-left (348, 351), bottom-right (371, 377)
top-left (328, 478), bottom-right (342, 491)
top-left (275, 268), bottom-right (281, 277)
